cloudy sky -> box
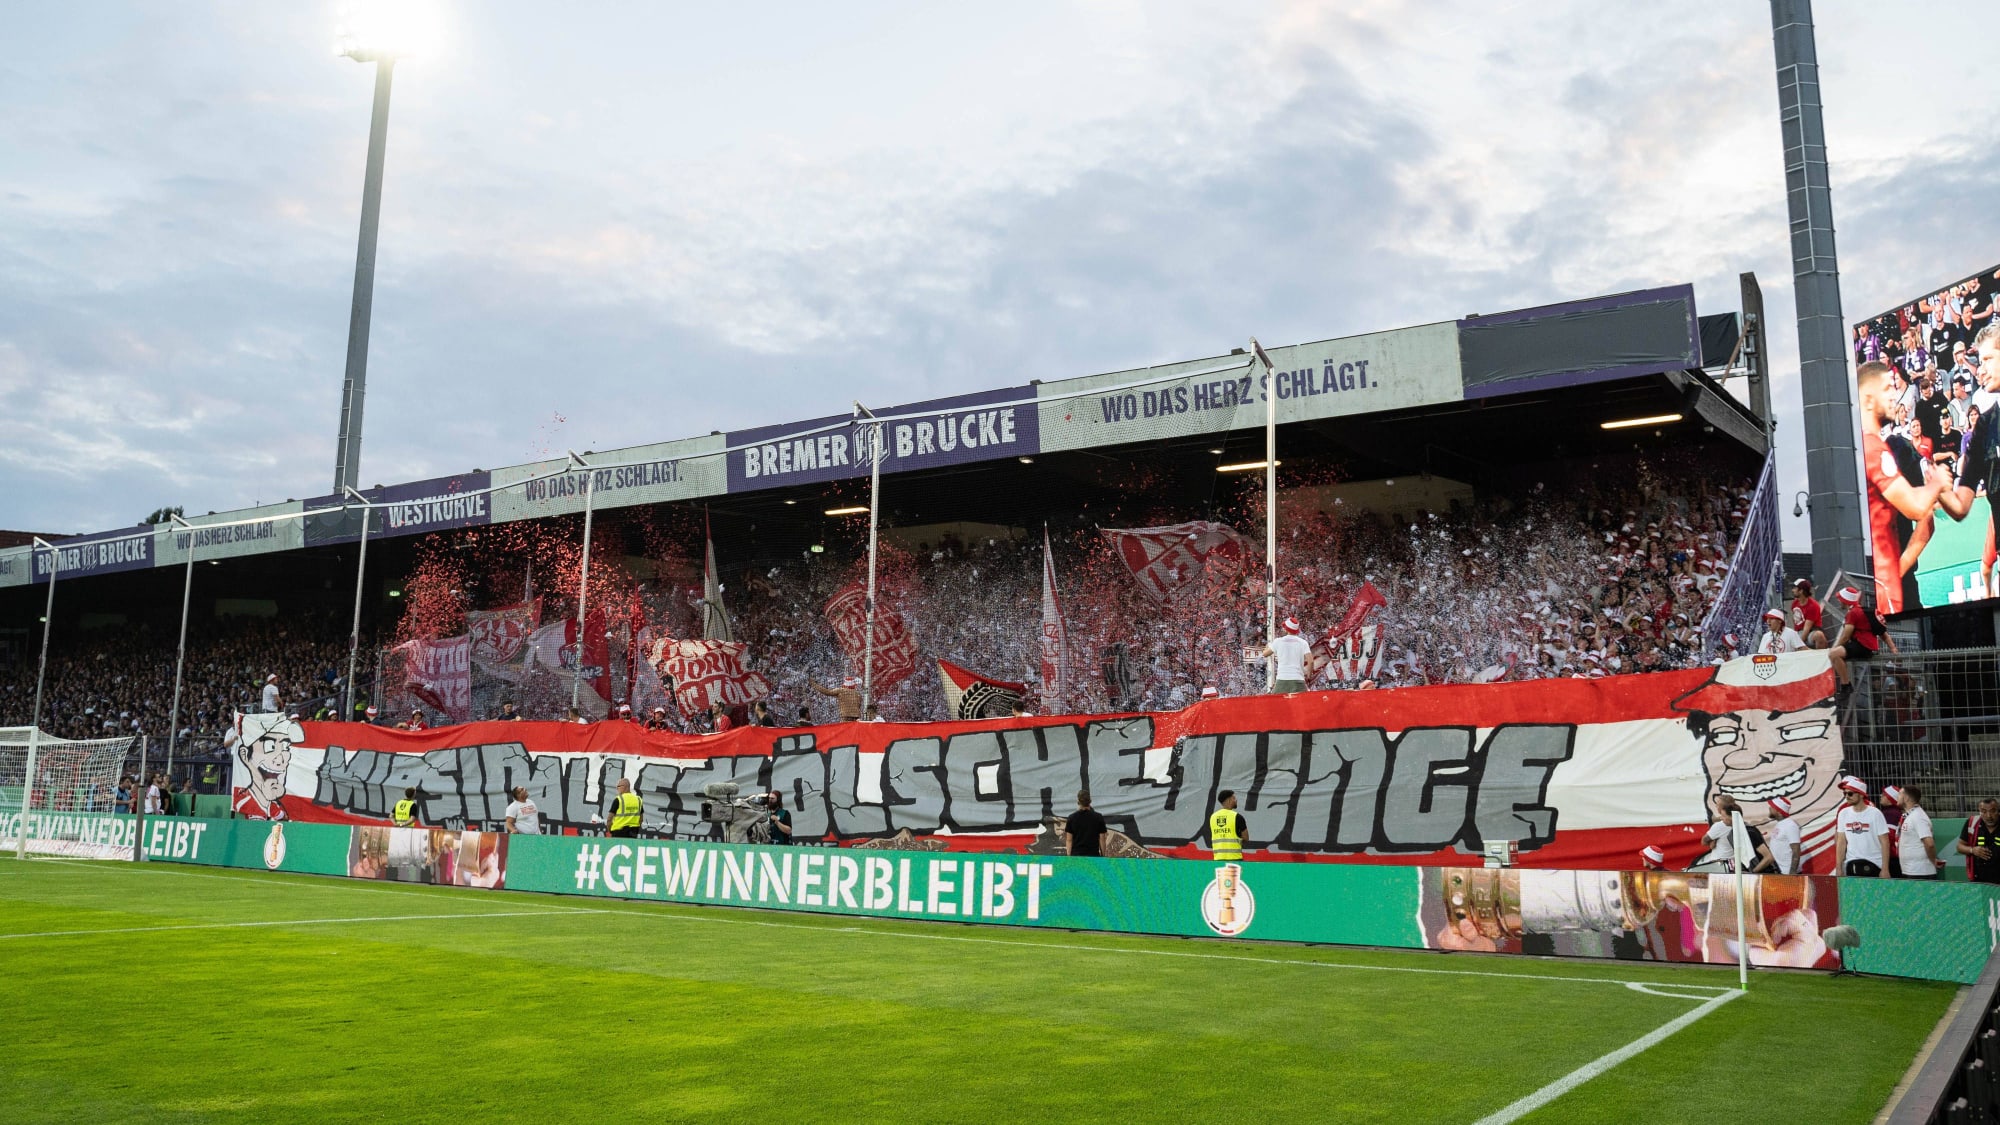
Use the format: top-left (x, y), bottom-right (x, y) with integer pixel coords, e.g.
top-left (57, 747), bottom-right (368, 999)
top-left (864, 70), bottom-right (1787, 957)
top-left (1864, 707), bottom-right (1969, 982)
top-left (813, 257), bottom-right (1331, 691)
top-left (2, 1), bottom-right (1994, 546)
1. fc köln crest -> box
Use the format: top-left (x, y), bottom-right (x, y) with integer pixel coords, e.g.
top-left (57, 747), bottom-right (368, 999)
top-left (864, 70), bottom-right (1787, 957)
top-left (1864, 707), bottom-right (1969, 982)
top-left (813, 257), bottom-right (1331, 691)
top-left (1752, 654), bottom-right (1777, 680)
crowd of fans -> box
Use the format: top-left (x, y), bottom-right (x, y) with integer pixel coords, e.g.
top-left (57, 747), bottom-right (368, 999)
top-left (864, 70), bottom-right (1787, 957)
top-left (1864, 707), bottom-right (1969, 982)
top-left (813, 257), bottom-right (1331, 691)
top-left (1853, 269), bottom-right (2000, 382)
top-left (0, 612), bottom-right (358, 755)
top-left (0, 452), bottom-right (1759, 736)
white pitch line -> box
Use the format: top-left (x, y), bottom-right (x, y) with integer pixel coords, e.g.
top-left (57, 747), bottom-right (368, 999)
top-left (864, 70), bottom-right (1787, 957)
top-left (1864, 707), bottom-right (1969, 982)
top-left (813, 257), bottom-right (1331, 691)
top-left (3, 858), bottom-right (1741, 996)
top-left (1469, 989), bottom-right (1742, 1125)
top-left (567, 900), bottom-right (1740, 995)
top-left (14, 858), bottom-right (502, 904)
top-left (0, 908), bottom-right (606, 941)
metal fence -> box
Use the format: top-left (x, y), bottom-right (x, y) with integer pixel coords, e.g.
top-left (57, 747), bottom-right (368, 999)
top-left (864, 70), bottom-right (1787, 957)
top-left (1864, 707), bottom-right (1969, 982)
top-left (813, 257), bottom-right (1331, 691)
top-left (1843, 646), bottom-right (2000, 819)
top-left (1700, 450), bottom-right (1782, 660)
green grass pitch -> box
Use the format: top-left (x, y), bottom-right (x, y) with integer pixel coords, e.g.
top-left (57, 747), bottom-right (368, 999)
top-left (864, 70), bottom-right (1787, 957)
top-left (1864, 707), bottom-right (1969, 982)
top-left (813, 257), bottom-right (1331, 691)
top-left (0, 857), bottom-right (1957, 1123)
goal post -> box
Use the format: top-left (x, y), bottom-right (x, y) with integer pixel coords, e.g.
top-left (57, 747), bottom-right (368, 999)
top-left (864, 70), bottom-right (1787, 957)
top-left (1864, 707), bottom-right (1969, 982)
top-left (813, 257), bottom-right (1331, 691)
top-left (1, 727), bottom-right (138, 860)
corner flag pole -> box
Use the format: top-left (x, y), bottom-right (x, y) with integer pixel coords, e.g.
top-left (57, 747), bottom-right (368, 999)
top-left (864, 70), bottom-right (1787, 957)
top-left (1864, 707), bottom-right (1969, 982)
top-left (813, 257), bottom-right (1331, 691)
top-left (1250, 339), bottom-right (1278, 690)
top-left (1732, 810), bottom-right (1751, 991)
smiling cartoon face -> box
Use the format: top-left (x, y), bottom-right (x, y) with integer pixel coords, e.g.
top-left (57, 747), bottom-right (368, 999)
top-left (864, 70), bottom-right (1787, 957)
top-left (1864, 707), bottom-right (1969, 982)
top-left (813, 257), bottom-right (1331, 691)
top-left (240, 733), bottom-right (292, 803)
top-left (1696, 702), bottom-right (1842, 830)
top-left (233, 713), bottom-right (303, 807)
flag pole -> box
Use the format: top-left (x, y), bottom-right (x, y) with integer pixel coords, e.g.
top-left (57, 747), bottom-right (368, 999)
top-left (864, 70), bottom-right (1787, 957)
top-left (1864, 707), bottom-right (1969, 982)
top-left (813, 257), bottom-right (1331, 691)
top-left (569, 451), bottom-right (595, 713)
top-left (19, 537), bottom-right (58, 859)
top-left (165, 515), bottom-right (196, 785)
top-left (1251, 339), bottom-right (1278, 690)
top-left (341, 487), bottom-right (373, 723)
top-left (855, 403), bottom-right (883, 714)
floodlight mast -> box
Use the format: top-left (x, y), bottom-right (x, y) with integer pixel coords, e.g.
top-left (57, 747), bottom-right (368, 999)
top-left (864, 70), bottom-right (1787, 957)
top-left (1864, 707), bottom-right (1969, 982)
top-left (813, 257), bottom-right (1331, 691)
top-left (330, 34), bottom-right (399, 495)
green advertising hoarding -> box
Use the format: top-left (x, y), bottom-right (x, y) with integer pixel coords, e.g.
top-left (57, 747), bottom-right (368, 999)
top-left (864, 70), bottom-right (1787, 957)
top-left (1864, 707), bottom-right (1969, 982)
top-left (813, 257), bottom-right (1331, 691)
top-left (501, 837), bottom-right (1425, 948)
top-left (23, 815), bottom-right (2000, 986)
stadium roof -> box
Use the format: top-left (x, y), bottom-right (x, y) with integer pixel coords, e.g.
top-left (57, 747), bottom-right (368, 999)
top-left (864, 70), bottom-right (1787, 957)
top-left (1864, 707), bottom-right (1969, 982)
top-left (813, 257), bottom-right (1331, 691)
top-left (0, 282), bottom-right (1760, 589)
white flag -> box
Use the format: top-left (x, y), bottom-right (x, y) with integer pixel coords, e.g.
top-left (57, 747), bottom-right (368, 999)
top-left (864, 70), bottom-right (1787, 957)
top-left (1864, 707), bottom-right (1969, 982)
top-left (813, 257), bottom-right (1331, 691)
top-left (1040, 527), bottom-right (1067, 709)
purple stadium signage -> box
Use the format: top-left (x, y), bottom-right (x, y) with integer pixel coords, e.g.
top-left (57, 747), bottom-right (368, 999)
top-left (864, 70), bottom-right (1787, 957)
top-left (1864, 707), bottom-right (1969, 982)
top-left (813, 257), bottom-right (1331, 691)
top-left (31, 527), bottom-right (155, 583)
top-left (726, 385), bottom-right (1041, 493)
top-left (302, 471), bottom-right (494, 546)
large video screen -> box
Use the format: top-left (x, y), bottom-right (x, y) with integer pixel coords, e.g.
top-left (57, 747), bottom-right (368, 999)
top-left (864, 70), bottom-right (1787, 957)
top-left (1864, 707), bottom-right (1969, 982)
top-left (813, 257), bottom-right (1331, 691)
top-left (1852, 263), bottom-right (2000, 613)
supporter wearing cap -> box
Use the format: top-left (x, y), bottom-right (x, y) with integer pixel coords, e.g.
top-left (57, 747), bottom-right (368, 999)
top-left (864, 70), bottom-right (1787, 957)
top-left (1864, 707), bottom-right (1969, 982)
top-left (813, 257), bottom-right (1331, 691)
top-left (645, 705), bottom-right (673, 732)
top-left (812, 676), bottom-right (865, 722)
top-left (1261, 617), bottom-right (1312, 695)
top-left (1756, 608), bottom-right (1805, 655)
top-left (260, 673), bottom-right (281, 715)
top-left (1639, 844), bottom-right (1667, 871)
top-left (363, 705), bottom-right (380, 724)
top-left (1198, 685), bottom-right (1220, 700)
top-left (1828, 586), bottom-right (1897, 698)
top-left (1877, 785), bottom-right (1906, 874)
top-left (400, 708), bottom-right (428, 732)
top-left (1752, 796), bottom-right (1802, 874)
top-left (1895, 785), bottom-right (1939, 879)
top-left (1788, 579), bottom-right (1827, 648)
top-left (1833, 777), bottom-right (1891, 878)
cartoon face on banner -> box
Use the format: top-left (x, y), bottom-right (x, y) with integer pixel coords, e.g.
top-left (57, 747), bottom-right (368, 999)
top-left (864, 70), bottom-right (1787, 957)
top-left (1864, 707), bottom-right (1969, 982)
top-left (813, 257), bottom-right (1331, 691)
top-left (231, 711), bottom-right (304, 820)
top-left (1672, 654), bottom-right (1843, 830)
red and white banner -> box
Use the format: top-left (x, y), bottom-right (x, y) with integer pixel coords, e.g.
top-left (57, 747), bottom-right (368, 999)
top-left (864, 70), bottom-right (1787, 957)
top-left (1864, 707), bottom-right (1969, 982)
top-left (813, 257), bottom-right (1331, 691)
top-left (1100, 520), bottom-right (1247, 603)
top-left (938, 658), bottom-right (1026, 719)
top-left (236, 652), bottom-right (1845, 874)
top-left (1040, 528), bottom-right (1066, 706)
top-left (392, 636), bottom-right (471, 722)
top-left (467, 600), bottom-right (541, 667)
top-left (1316, 581), bottom-right (1387, 683)
top-left (644, 636), bottom-right (771, 715)
top-left (823, 580), bottom-right (917, 691)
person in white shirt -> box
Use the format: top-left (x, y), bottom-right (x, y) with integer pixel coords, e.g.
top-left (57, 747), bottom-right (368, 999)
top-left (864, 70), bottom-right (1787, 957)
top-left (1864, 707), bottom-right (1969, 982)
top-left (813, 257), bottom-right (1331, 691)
top-left (504, 786), bottom-right (541, 835)
top-left (1691, 794), bottom-right (1756, 872)
top-left (1833, 776), bottom-right (1892, 877)
top-left (1753, 795), bottom-right (1803, 875)
top-left (260, 674), bottom-right (281, 714)
top-left (1755, 609), bottom-right (1806, 655)
top-left (1262, 617), bottom-right (1313, 694)
top-left (1896, 784), bottom-right (1939, 878)
top-left (144, 774), bottom-right (165, 816)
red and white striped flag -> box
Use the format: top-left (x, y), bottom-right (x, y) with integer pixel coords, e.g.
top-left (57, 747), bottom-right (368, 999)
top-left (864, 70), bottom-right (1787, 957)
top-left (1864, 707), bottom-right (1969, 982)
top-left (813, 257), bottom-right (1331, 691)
top-left (1040, 527), bottom-right (1067, 710)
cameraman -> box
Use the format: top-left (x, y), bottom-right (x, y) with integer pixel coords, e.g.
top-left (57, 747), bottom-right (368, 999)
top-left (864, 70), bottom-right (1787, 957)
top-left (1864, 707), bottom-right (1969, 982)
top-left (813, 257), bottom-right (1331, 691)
top-left (766, 792), bottom-right (793, 845)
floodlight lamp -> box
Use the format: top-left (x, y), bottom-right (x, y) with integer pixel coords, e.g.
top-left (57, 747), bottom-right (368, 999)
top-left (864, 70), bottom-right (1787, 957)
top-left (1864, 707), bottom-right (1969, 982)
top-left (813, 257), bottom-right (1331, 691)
top-left (333, 0), bottom-right (444, 62)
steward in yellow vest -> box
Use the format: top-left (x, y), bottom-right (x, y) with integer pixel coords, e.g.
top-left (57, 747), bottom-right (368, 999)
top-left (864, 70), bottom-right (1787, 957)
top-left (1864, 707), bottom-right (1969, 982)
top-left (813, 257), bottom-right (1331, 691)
top-left (608, 779), bottom-right (644, 838)
top-left (1209, 790), bottom-right (1246, 861)
top-left (392, 788), bottom-right (419, 828)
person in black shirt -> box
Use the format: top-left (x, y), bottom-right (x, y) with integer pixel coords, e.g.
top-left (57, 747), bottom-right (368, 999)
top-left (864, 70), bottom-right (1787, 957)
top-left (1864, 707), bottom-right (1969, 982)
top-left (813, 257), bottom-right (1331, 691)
top-left (1064, 790), bottom-right (1108, 857)
top-left (1956, 798), bottom-right (2000, 884)
top-left (766, 792), bottom-right (793, 845)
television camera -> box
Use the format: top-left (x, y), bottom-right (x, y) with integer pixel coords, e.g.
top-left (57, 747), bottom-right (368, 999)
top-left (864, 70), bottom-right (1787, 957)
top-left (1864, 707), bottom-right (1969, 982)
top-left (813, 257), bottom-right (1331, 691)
top-left (699, 782), bottom-right (777, 844)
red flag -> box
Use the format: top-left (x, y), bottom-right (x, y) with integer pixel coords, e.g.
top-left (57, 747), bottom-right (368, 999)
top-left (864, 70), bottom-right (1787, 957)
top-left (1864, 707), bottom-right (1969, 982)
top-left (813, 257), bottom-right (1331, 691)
top-left (824, 580), bottom-right (917, 691)
top-left (646, 636), bottom-right (772, 714)
top-left (1099, 520), bottom-right (1247, 603)
top-left (466, 600), bottom-right (541, 667)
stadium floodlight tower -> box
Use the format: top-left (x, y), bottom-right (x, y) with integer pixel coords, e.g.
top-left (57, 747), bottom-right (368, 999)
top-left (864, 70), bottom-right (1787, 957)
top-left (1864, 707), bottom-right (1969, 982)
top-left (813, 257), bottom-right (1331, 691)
top-left (1770, 0), bottom-right (1866, 584)
top-left (329, 4), bottom-right (438, 495)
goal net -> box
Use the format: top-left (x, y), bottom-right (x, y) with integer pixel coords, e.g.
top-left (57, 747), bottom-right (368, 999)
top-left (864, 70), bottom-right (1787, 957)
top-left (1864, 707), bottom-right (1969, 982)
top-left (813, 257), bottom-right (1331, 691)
top-left (0, 727), bottom-right (137, 859)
